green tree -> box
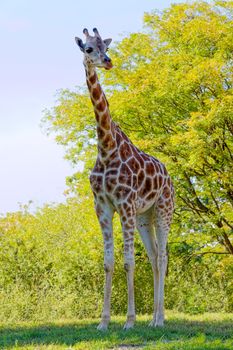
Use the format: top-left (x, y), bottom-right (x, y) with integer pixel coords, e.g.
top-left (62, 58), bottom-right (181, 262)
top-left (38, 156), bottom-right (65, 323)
top-left (43, 0), bottom-right (233, 256)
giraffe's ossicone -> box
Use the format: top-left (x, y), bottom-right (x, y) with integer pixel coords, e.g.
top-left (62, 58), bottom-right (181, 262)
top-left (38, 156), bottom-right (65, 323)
top-left (75, 27), bottom-right (174, 330)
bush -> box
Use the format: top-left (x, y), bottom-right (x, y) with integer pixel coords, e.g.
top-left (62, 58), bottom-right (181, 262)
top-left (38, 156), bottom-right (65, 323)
top-left (0, 199), bottom-right (232, 321)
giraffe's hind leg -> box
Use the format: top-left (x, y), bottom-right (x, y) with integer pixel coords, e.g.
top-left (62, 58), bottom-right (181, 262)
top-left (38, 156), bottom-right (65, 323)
top-left (136, 206), bottom-right (159, 327)
top-left (153, 197), bottom-right (173, 327)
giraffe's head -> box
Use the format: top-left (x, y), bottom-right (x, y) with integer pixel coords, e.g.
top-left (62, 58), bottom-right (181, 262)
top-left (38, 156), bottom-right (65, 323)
top-left (75, 28), bottom-right (113, 70)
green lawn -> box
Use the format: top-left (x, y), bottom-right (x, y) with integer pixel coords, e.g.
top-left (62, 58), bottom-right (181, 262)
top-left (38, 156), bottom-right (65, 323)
top-left (0, 312), bottom-right (232, 350)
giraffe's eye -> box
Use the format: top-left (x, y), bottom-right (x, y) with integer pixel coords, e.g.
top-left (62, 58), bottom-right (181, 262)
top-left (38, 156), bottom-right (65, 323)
top-left (85, 47), bottom-right (93, 54)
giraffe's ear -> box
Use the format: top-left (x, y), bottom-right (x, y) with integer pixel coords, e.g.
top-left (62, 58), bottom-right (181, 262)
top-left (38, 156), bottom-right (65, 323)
top-left (75, 37), bottom-right (85, 52)
top-left (103, 38), bottom-right (112, 48)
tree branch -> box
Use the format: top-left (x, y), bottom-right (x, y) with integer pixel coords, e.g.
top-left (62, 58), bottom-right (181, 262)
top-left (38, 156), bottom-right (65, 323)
top-left (221, 232), bottom-right (233, 255)
top-left (193, 251), bottom-right (230, 256)
top-left (183, 171), bottom-right (212, 214)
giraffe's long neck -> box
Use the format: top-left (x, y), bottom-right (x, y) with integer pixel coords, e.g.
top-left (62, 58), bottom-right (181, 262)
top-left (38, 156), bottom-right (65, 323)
top-left (84, 60), bottom-right (116, 159)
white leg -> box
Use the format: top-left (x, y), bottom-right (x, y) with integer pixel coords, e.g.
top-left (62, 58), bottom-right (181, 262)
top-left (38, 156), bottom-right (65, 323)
top-left (154, 203), bottom-right (173, 327)
top-left (120, 207), bottom-right (136, 330)
top-left (95, 200), bottom-right (114, 331)
top-left (136, 206), bottom-right (159, 327)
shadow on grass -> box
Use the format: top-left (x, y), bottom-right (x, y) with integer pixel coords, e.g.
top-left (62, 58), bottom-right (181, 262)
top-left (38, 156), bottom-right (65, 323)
top-left (0, 316), bottom-right (232, 349)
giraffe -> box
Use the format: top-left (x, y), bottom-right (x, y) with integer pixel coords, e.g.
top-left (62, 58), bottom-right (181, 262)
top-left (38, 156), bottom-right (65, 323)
top-left (75, 28), bottom-right (174, 330)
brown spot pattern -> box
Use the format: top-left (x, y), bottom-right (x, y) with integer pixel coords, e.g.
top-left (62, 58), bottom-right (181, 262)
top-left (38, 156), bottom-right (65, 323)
top-left (90, 174), bottom-right (103, 194)
top-left (138, 170), bottom-right (145, 185)
top-left (98, 146), bottom-right (107, 158)
top-left (120, 142), bottom-right (131, 161)
top-left (93, 159), bottom-right (104, 173)
top-left (94, 110), bottom-right (100, 122)
top-left (154, 162), bottom-right (160, 173)
top-left (108, 159), bottom-right (121, 168)
top-left (136, 153), bottom-right (144, 168)
top-left (153, 176), bottom-right (158, 189)
top-left (116, 132), bottom-right (122, 146)
top-left (97, 126), bottom-right (105, 139)
top-left (89, 73), bottom-right (97, 84)
top-left (127, 157), bottom-right (140, 174)
top-left (146, 162), bottom-right (155, 176)
top-left (102, 134), bottom-right (115, 149)
top-left (101, 112), bottom-right (110, 130)
top-left (158, 175), bottom-right (163, 187)
top-left (163, 186), bottom-right (171, 199)
top-left (92, 87), bottom-right (101, 100)
top-left (141, 153), bottom-right (150, 162)
top-left (132, 175), bottom-right (137, 188)
top-left (146, 192), bottom-right (156, 201)
top-left (106, 169), bottom-right (118, 176)
top-left (119, 163), bottom-right (132, 186)
top-left (87, 80), bottom-right (91, 90)
top-left (114, 185), bottom-right (131, 200)
top-left (96, 99), bottom-right (106, 112)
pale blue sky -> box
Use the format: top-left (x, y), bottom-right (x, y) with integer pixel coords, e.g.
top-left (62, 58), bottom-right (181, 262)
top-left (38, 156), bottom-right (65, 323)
top-left (0, 0), bottom-right (180, 214)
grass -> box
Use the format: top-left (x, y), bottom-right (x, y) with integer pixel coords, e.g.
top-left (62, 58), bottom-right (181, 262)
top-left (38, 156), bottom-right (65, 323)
top-left (0, 312), bottom-right (232, 350)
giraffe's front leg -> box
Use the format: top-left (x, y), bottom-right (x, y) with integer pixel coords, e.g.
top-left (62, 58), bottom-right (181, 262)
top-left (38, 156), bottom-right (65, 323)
top-left (95, 200), bottom-right (114, 331)
top-left (121, 209), bottom-right (136, 330)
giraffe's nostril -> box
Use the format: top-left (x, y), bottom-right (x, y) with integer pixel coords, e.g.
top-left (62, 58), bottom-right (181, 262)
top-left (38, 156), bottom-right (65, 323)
top-left (104, 57), bottom-right (111, 63)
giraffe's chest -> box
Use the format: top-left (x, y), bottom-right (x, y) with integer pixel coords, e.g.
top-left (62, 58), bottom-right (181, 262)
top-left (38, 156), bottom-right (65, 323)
top-left (89, 163), bottom-right (120, 197)
top-left (89, 156), bottom-right (132, 199)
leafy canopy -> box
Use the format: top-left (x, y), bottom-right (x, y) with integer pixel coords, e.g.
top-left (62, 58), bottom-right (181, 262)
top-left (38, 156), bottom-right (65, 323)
top-left (43, 0), bottom-right (233, 255)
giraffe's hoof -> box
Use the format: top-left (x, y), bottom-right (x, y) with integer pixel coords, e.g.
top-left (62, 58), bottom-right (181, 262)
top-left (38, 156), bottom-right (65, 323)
top-left (156, 314), bottom-right (164, 327)
top-left (97, 321), bottom-right (109, 331)
top-left (148, 318), bottom-right (156, 327)
top-left (148, 316), bottom-right (164, 327)
top-left (123, 320), bottom-right (135, 330)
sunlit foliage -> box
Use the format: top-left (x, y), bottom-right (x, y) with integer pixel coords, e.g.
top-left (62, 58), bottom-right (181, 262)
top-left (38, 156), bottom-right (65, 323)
top-left (44, 1), bottom-right (233, 255)
top-left (1, 1), bottom-right (232, 320)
